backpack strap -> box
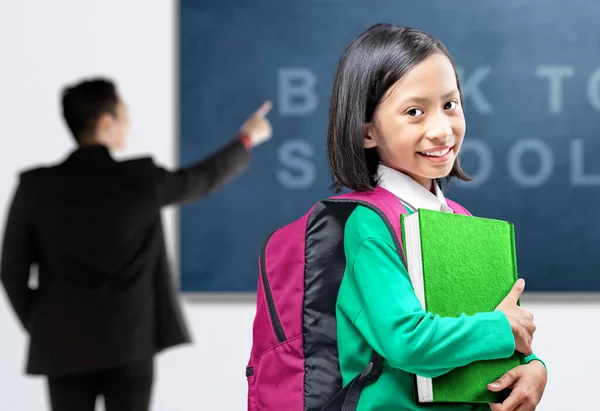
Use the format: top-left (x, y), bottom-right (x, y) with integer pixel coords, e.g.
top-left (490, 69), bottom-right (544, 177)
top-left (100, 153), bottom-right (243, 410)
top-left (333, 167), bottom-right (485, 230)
top-left (445, 198), bottom-right (472, 216)
top-left (329, 186), bottom-right (408, 267)
top-left (319, 353), bottom-right (384, 411)
top-left (322, 186), bottom-right (409, 411)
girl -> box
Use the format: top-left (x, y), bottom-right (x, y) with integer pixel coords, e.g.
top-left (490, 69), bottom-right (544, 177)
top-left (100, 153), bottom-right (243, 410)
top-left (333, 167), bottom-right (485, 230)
top-left (328, 24), bottom-right (547, 411)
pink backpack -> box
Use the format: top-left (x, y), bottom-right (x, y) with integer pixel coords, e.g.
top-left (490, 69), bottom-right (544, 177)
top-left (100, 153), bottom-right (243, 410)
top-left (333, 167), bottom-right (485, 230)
top-left (246, 186), bottom-right (471, 411)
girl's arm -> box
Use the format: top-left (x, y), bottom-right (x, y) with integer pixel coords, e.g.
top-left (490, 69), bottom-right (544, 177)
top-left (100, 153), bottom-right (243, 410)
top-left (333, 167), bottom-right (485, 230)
top-left (344, 207), bottom-right (516, 378)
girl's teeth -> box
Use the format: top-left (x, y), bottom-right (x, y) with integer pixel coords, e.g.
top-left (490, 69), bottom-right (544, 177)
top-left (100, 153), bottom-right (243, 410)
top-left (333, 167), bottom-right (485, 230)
top-left (422, 148), bottom-right (449, 157)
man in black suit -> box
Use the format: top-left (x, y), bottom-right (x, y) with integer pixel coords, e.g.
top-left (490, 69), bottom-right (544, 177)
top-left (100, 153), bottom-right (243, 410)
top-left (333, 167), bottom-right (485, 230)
top-left (0, 78), bottom-right (273, 411)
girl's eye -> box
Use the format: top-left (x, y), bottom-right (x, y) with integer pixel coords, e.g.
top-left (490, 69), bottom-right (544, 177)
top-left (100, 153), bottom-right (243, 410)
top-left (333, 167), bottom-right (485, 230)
top-left (444, 101), bottom-right (458, 110)
top-left (407, 108), bottom-right (424, 117)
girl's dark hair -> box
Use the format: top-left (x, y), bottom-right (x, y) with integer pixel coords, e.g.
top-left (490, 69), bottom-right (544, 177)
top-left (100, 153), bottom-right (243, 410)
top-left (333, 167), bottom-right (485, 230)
top-left (327, 23), bottom-right (470, 192)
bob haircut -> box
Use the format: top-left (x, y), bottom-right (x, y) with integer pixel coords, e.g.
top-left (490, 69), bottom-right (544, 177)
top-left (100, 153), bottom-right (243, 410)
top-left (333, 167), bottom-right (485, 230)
top-left (327, 23), bottom-right (470, 192)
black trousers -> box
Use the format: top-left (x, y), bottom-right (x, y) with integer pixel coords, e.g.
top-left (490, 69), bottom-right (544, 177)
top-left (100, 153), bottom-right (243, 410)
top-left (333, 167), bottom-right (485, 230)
top-left (47, 357), bottom-right (154, 411)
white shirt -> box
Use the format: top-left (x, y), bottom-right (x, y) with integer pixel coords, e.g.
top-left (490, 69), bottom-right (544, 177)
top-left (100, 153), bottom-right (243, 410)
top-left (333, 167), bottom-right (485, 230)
top-left (376, 164), bottom-right (454, 213)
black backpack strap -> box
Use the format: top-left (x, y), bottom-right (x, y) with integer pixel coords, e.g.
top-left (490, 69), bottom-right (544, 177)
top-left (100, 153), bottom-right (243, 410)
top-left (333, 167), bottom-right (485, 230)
top-left (320, 353), bottom-right (384, 411)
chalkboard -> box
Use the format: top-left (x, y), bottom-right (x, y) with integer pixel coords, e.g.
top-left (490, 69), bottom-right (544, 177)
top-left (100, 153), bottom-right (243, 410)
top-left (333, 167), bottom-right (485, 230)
top-left (179, 0), bottom-right (600, 292)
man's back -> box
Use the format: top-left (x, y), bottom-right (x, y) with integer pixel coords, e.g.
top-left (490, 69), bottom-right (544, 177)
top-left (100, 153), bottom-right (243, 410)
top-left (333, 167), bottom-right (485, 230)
top-left (2, 140), bottom-right (252, 377)
top-left (29, 147), bottom-right (160, 291)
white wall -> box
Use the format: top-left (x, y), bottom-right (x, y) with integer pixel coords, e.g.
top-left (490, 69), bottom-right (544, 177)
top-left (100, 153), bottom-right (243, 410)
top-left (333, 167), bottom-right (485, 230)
top-left (0, 1), bottom-right (596, 410)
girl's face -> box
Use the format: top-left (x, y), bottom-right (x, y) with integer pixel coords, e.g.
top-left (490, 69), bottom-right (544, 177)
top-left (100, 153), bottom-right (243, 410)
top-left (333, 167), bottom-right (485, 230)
top-left (365, 53), bottom-right (466, 190)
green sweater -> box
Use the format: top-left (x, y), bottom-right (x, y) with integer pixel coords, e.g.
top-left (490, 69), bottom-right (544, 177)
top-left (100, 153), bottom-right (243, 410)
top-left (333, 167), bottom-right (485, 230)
top-left (336, 205), bottom-right (544, 411)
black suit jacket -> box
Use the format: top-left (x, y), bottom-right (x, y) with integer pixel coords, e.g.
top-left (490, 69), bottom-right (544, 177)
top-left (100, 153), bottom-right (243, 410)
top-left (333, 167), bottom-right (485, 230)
top-left (0, 139), bottom-right (251, 377)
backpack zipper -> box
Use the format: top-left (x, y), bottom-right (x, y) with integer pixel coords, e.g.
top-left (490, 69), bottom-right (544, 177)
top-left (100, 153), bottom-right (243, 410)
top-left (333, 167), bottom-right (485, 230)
top-left (246, 367), bottom-right (254, 377)
top-left (260, 230), bottom-right (287, 343)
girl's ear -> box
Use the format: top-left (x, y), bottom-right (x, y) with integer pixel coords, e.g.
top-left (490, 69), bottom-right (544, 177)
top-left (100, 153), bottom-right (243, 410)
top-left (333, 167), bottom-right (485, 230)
top-left (364, 122), bottom-right (378, 149)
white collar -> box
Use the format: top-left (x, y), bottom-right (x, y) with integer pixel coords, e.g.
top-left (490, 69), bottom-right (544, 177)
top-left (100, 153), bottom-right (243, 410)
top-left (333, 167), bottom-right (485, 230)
top-left (376, 164), bottom-right (453, 213)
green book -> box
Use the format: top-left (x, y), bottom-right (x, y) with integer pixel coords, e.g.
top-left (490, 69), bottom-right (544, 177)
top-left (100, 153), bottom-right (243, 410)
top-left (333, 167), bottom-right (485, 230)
top-left (400, 209), bottom-right (523, 405)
